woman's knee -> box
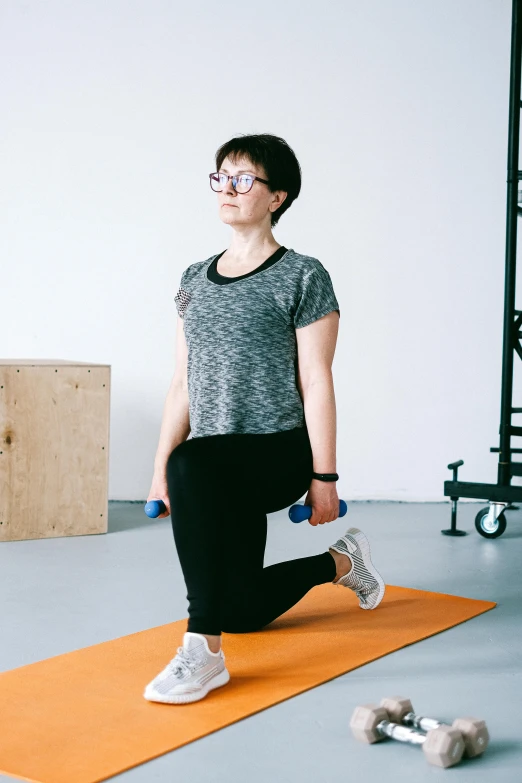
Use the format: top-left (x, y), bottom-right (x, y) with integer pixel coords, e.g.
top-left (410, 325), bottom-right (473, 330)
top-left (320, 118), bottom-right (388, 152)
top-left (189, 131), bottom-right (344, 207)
top-left (221, 599), bottom-right (268, 634)
top-left (221, 616), bottom-right (264, 634)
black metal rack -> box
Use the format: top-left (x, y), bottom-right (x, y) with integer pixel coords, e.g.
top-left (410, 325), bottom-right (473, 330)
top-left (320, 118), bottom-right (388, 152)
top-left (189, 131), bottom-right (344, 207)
top-left (443, 0), bottom-right (522, 539)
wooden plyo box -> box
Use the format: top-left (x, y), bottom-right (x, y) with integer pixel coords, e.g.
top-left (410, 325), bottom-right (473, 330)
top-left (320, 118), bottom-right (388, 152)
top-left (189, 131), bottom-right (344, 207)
top-left (0, 360), bottom-right (110, 542)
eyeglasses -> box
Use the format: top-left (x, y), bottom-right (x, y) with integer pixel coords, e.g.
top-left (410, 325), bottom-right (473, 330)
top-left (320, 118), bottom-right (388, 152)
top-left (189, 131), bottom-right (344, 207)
top-left (209, 172), bottom-right (270, 194)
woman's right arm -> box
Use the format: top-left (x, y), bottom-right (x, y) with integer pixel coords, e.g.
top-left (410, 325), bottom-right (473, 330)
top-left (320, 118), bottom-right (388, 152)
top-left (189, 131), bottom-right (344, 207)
top-left (153, 316), bottom-right (191, 476)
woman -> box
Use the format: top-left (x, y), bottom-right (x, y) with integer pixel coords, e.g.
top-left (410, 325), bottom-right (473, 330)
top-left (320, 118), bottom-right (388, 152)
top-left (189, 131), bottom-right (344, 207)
top-left (144, 133), bottom-right (385, 705)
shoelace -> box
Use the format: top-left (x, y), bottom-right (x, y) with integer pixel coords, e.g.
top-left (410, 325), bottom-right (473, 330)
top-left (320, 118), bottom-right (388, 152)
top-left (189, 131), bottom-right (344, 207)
top-left (354, 584), bottom-right (373, 603)
top-left (343, 566), bottom-right (377, 600)
top-left (168, 646), bottom-right (200, 678)
top-left (339, 578), bottom-right (372, 608)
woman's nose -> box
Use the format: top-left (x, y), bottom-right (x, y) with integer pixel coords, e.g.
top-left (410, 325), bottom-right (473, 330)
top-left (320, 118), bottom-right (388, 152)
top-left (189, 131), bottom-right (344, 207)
top-left (224, 180), bottom-right (236, 196)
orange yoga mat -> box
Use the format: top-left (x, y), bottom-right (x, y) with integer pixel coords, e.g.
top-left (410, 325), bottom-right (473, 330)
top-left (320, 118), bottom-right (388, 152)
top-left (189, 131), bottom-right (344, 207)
top-left (0, 584), bottom-right (495, 783)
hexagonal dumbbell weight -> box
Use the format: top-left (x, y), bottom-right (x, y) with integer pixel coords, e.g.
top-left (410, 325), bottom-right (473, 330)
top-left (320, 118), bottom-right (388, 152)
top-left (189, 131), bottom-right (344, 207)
top-left (350, 704), bottom-right (466, 769)
top-left (380, 696), bottom-right (489, 758)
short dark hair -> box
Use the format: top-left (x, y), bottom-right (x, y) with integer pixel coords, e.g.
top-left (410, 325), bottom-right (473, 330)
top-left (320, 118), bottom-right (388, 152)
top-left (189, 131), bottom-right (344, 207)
top-left (214, 133), bottom-right (302, 228)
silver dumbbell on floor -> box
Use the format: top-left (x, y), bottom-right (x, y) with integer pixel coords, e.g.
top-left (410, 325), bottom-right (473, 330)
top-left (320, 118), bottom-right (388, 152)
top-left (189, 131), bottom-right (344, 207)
top-left (380, 696), bottom-right (489, 758)
top-left (350, 704), bottom-right (466, 768)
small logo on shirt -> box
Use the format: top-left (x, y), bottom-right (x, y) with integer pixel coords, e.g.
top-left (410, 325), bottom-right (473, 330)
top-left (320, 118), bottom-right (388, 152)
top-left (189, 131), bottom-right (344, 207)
top-left (175, 286), bottom-right (192, 318)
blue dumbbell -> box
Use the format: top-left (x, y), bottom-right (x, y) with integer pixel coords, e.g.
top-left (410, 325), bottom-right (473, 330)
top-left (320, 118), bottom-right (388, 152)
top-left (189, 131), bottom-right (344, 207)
top-left (288, 499), bottom-right (347, 523)
top-left (144, 499), bottom-right (167, 518)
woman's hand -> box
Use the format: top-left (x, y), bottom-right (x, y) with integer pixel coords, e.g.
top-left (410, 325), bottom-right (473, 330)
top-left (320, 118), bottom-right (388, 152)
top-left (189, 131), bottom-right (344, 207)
top-left (147, 471), bottom-right (171, 519)
top-left (304, 479), bottom-right (340, 526)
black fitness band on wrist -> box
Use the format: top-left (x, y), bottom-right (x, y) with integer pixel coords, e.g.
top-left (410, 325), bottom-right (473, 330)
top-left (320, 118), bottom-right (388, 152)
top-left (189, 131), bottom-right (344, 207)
top-left (312, 472), bottom-right (339, 482)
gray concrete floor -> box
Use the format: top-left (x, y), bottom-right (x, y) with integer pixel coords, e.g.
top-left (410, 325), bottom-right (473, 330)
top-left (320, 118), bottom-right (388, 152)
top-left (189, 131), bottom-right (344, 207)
top-left (0, 501), bottom-right (521, 782)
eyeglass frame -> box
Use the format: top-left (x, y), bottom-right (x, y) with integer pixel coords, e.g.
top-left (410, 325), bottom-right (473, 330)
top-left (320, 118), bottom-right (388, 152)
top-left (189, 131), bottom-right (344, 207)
top-left (209, 171), bottom-right (270, 194)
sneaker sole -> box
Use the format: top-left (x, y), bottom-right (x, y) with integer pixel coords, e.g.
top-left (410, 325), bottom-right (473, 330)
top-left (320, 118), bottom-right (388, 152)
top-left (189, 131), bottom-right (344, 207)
top-left (336, 527), bottom-right (386, 610)
top-left (143, 667), bottom-right (230, 704)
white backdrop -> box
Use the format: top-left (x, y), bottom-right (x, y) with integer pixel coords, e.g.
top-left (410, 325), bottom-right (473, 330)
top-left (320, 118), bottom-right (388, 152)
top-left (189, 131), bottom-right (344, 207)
top-left (1, 0), bottom-right (516, 501)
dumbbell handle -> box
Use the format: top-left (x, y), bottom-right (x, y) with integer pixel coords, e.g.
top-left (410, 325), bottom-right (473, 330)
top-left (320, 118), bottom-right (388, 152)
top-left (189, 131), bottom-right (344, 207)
top-left (288, 498), bottom-right (347, 523)
top-left (377, 721), bottom-right (427, 746)
top-left (402, 713), bottom-right (440, 732)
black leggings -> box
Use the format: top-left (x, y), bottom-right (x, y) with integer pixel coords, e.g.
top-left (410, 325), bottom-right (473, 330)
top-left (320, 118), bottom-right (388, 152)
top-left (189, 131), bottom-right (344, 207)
top-left (166, 425), bottom-right (337, 636)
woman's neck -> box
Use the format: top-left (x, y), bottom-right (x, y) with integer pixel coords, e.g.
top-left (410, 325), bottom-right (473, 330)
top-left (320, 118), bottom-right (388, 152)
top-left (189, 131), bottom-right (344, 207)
top-left (222, 241), bottom-right (281, 267)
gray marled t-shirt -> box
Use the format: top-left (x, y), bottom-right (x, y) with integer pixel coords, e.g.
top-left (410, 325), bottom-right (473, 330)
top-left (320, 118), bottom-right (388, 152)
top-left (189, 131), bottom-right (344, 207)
top-left (174, 246), bottom-right (340, 439)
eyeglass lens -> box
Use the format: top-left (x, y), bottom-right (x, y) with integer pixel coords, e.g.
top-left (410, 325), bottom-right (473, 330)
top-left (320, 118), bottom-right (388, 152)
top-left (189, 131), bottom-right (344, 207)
top-left (210, 173), bottom-right (254, 193)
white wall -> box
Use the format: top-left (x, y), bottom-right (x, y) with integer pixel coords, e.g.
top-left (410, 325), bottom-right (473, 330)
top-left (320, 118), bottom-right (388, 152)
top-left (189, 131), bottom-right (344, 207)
top-left (2, 0), bottom-right (514, 501)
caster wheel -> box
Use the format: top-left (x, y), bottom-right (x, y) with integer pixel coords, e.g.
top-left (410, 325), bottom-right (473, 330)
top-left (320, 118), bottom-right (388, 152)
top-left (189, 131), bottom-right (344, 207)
top-left (475, 507), bottom-right (507, 539)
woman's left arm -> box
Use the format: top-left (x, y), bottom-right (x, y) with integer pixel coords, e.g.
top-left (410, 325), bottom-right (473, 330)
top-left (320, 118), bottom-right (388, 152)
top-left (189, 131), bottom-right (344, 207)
top-left (295, 310), bottom-right (340, 526)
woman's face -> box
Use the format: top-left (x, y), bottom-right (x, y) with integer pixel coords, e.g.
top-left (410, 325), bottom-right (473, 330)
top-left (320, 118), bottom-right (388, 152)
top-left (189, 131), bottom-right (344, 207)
top-left (216, 156), bottom-right (287, 228)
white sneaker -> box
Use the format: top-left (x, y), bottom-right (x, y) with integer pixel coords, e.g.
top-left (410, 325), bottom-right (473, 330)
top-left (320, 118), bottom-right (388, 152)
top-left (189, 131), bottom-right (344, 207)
top-left (329, 527), bottom-right (385, 610)
top-left (144, 632), bottom-right (230, 704)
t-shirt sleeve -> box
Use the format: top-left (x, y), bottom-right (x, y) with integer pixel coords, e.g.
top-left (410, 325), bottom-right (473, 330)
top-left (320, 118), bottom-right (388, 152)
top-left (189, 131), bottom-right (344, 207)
top-left (174, 268), bottom-right (192, 319)
top-left (293, 264), bottom-right (340, 329)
